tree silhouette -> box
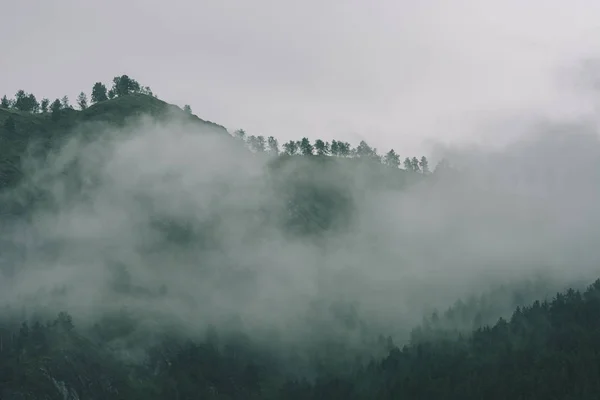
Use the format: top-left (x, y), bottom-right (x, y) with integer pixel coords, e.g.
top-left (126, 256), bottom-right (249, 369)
top-left (248, 135), bottom-right (266, 152)
top-left (384, 149), bottom-right (400, 168)
top-left (50, 98), bottom-right (62, 120)
top-left (411, 157), bottom-right (420, 172)
top-left (61, 96), bottom-right (71, 109)
top-left (337, 141), bottom-right (352, 157)
top-left (77, 92), bottom-right (88, 110)
top-left (40, 98), bottom-right (49, 113)
top-left (0, 95), bottom-right (10, 108)
top-left (91, 82), bottom-right (108, 103)
top-left (13, 90), bottom-right (39, 112)
top-left (419, 156), bottom-right (430, 174)
top-left (299, 138), bottom-right (314, 155)
top-left (111, 75), bottom-right (141, 97)
top-left (283, 140), bottom-right (299, 155)
top-left (314, 139), bottom-right (330, 155)
top-left (234, 129), bottom-right (247, 141)
top-left (267, 136), bottom-right (279, 155)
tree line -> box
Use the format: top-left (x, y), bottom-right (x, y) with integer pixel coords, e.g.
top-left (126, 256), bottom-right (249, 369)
top-left (233, 128), bottom-right (430, 172)
top-left (0, 74), bottom-right (153, 116)
top-left (1, 74), bottom-right (432, 173)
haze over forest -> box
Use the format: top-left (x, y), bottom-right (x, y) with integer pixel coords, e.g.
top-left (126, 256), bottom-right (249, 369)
top-left (0, 70), bottom-right (600, 398)
top-left (4, 2), bottom-right (600, 399)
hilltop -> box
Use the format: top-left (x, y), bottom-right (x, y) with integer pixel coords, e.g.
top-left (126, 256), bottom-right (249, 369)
top-left (0, 93), bottom-right (228, 187)
top-left (0, 93), bottom-right (227, 135)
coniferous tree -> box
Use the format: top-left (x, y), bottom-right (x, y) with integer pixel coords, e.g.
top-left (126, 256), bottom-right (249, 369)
top-left (111, 75), bottom-right (141, 97)
top-left (267, 136), bottom-right (279, 155)
top-left (419, 156), bottom-right (430, 174)
top-left (299, 137), bottom-right (314, 155)
top-left (314, 139), bottom-right (330, 155)
top-left (384, 149), bottom-right (400, 168)
top-left (13, 90), bottom-right (27, 110)
top-left (403, 157), bottom-right (412, 171)
top-left (77, 92), bottom-right (88, 110)
top-left (91, 82), bottom-right (108, 103)
top-left (355, 140), bottom-right (376, 159)
top-left (1, 95), bottom-right (10, 108)
top-left (337, 141), bottom-right (352, 157)
top-left (283, 140), bottom-right (299, 155)
top-left (411, 156), bottom-right (420, 172)
top-left (183, 104), bottom-right (192, 114)
top-left (29, 94), bottom-right (39, 113)
top-left (60, 96), bottom-right (71, 109)
top-left (50, 98), bottom-right (62, 120)
top-left (13, 91), bottom-right (38, 112)
top-left (40, 98), bottom-right (49, 113)
top-left (330, 140), bottom-right (340, 156)
top-left (248, 135), bottom-right (266, 152)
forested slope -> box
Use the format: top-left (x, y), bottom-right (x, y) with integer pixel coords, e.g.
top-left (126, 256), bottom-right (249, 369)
top-left (1, 76), bottom-right (599, 399)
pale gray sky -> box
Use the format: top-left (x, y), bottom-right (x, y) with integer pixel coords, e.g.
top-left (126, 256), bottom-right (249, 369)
top-left (2, 0), bottom-right (600, 156)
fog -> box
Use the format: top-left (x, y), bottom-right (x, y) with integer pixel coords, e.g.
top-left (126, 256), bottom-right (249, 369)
top-left (1, 107), bottom-right (600, 362)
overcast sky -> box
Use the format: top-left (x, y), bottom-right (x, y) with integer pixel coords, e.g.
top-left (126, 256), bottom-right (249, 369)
top-left (2, 0), bottom-right (600, 156)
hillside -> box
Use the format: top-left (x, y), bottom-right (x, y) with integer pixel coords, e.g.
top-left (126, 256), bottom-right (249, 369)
top-left (2, 280), bottom-right (599, 399)
top-left (3, 80), bottom-right (600, 399)
top-left (0, 94), bottom-right (228, 189)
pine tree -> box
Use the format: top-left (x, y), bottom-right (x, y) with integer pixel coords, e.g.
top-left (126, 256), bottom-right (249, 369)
top-left (0, 95), bottom-right (10, 108)
top-left (91, 82), bottom-right (108, 103)
top-left (314, 139), bottom-right (330, 155)
top-left (267, 136), bottom-right (279, 155)
top-left (384, 149), bottom-right (400, 168)
top-left (411, 157), bottom-right (420, 172)
top-left (77, 92), bottom-right (88, 110)
top-left (299, 137), bottom-right (314, 155)
top-left (40, 98), bottom-right (49, 113)
top-left (61, 96), bottom-right (71, 109)
top-left (419, 156), bottom-right (430, 174)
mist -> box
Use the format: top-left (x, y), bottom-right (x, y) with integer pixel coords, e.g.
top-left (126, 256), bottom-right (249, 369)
top-left (1, 104), bottom-right (600, 367)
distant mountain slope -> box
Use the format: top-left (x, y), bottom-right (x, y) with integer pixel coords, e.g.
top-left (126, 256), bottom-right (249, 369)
top-left (3, 279), bottom-right (600, 399)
